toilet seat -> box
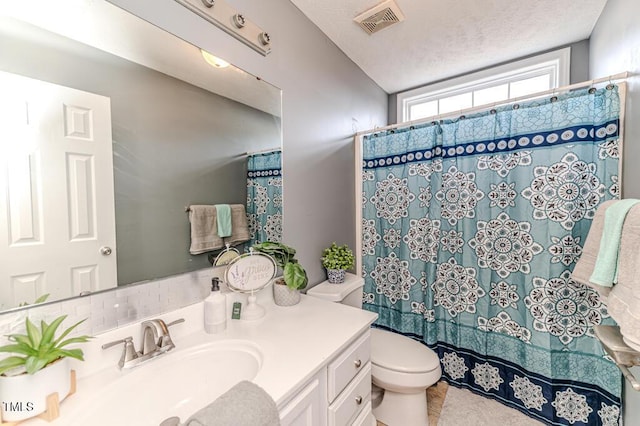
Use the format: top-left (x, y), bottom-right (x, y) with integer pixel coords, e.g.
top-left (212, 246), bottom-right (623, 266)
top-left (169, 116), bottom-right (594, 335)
top-left (370, 328), bottom-right (440, 373)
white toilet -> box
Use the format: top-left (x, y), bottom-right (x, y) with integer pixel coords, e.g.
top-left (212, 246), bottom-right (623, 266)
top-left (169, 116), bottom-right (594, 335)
top-left (307, 274), bottom-right (442, 426)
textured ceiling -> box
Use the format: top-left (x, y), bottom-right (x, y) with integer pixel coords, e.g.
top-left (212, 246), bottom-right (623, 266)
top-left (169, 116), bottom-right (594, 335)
top-left (289, 0), bottom-right (608, 94)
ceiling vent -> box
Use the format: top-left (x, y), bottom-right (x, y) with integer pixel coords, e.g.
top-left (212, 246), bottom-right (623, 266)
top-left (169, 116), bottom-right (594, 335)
top-left (354, 0), bottom-right (405, 35)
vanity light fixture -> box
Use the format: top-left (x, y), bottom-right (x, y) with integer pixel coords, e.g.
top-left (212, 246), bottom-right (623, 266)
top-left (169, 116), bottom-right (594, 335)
top-left (200, 50), bottom-right (230, 68)
top-left (174, 0), bottom-right (272, 56)
top-left (232, 13), bottom-right (246, 29)
top-left (258, 32), bottom-right (271, 47)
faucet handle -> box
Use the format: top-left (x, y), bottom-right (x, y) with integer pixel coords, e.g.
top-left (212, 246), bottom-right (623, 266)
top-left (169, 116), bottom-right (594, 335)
top-left (157, 318), bottom-right (185, 351)
top-left (102, 337), bottom-right (131, 350)
top-left (102, 336), bottom-right (138, 369)
top-left (166, 318), bottom-right (185, 328)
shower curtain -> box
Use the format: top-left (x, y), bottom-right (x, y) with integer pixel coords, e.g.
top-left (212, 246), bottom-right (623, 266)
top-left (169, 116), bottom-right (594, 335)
top-left (362, 86), bottom-right (622, 425)
top-left (247, 150), bottom-right (282, 247)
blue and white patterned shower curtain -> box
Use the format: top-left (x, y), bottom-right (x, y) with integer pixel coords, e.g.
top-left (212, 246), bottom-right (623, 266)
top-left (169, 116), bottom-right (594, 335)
top-left (247, 150), bottom-right (282, 246)
top-left (362, 87), bottom-right (622, 425)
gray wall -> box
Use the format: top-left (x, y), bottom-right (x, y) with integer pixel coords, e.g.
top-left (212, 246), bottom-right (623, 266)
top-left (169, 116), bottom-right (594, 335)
top-left (590, 0), bottom-right (640, 421)
top-left (107, 0), bottom-right (388, 286)
top-left (387, 40), bottom-right (591, 125)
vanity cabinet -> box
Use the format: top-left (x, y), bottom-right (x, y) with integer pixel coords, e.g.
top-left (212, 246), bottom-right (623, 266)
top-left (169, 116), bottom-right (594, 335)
top-left (327, 331), bottom-right (371, 426)
top-left (279, 372), bottom-right (327, 426)
top-left (280, 330), bottom-right (372, 426)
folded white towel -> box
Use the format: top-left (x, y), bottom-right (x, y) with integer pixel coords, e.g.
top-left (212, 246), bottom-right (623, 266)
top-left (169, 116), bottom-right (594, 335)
top-left (614, 204), bottom-right (640, 285)
top-left (223, 204), bottom-right (250, 247)
top-left (590, 199), bottom-right (640, 286)
top-left (189, 205), bottom-right (224, 255)
top-left (185, 381), bottom-right (280, 426)
top-left (606, 204), bottom-right (640, 352)
top-left (571, 200), bottom-right (617, 300)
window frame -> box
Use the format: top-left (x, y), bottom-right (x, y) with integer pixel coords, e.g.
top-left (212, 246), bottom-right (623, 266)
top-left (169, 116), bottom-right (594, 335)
top-left (396, 47), bottom-right (571, 123)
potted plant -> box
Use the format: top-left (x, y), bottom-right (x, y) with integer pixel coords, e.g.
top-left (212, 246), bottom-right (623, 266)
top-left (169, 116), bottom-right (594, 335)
top-left (0, 315), bottom-right (91, 422)
top-left (321, 242), bottom-right (354, 284)
top-left (252, 241), bottom-right (308, 306)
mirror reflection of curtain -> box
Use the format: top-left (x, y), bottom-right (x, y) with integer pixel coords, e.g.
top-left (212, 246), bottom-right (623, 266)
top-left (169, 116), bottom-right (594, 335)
top-left (247, 150), bottom-right (283, 247)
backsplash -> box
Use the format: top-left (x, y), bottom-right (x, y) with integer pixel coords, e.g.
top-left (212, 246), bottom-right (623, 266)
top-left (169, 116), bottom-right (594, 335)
top-left (0, 268), bottom-right (210, 342)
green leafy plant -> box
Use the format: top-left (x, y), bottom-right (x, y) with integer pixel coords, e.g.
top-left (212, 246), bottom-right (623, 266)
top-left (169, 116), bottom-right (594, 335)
top-left (18, 293), bottom-right (50, 308)
top-left (252, 241), bottom-right (308, 290)
top-left (321, 243), bottom-right (354, 271)
top-left (0, 315), bottom-right (91, 376)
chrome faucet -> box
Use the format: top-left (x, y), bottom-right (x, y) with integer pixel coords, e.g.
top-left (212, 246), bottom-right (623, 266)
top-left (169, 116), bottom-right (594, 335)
top-left (140, 318), bottom-right (182, 354)
top-left (102, 318), bottom-right (185, 369)
top-left (140, 320), bottom-right (160, 355)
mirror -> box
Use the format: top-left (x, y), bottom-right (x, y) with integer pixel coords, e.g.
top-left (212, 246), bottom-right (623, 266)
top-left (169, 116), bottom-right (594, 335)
top-left (0, 0), bottom-right (282, 311)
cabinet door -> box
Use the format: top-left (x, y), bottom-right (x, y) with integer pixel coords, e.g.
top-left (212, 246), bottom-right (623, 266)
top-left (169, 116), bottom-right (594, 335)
top-left (280, 372), bottom-right (328, 426)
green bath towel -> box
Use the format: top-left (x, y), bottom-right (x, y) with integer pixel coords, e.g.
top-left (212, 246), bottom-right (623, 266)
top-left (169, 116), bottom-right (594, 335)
top-left (590, 199), bottom-right (640, 287)
top-left (215, 204), bottom-right (232, 238)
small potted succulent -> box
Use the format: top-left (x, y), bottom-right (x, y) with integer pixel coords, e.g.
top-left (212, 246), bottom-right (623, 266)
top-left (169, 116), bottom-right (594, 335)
top-left (321, 242), bottom-right (354, 284)
top-left (252, 241), bottom-right (308, 306)
top-left (0, 315), bottom-right (91, 422)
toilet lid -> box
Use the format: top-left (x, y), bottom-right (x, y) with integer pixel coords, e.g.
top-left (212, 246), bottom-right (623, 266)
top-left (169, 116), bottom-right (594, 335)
top-left (370, 328), bottom-right (440, 373)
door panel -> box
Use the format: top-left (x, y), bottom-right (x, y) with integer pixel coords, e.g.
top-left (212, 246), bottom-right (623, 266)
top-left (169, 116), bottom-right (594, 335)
top-left (0, 70), bottom-right (116, 309)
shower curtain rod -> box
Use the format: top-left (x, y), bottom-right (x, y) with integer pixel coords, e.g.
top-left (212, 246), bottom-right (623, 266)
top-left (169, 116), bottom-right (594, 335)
top-left (356, 71), bottom-right (630, 137)
top-left (245, 146), bottom-right (281, 156)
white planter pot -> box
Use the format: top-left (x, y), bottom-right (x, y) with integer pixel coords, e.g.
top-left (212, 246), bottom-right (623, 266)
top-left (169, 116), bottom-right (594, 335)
top-left (272, 281), bottom-right (301, 306)
top-left (0, 357), bottom-right (72, 422)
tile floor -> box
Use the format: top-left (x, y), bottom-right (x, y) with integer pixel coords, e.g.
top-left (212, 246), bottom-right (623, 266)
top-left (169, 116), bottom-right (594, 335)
top-left (376, 381), bottom-right (543, 426)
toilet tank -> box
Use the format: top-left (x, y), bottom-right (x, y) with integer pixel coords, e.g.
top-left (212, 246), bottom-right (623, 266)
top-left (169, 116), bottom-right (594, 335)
top-left (306, 273), bottom-right (364, 308)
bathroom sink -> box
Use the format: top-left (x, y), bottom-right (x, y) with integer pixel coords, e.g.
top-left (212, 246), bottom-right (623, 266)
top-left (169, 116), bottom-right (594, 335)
top-left (68, 340), bottom-right (263, 426)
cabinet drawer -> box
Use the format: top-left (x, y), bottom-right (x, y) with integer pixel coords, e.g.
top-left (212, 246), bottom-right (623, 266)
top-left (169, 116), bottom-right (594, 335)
top-left (350, 400), bottom-right (373, 426)
top-left (328, 331), bottom-right (370, 402)
top-left (328, 362), bottom-right (371, 426)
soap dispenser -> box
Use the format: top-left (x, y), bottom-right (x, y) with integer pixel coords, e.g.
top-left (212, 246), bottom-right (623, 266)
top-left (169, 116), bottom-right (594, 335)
top-left (204, 277), bottom-right (227, 333)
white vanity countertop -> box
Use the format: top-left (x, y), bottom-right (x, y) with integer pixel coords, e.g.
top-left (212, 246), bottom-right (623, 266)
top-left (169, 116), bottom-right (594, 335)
top-left (23, 294), bottom-right (377, 425)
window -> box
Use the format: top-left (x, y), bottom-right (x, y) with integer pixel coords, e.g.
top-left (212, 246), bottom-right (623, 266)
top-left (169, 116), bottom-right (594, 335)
top-left (397, 48), bottom-right (570, 123)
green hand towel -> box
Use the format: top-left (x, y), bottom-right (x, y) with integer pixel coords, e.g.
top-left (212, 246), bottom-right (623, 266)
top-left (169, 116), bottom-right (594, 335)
top-left (215, 204), bottom-right (232, 238)
top-left (590, 199), bottom-right (640, 287)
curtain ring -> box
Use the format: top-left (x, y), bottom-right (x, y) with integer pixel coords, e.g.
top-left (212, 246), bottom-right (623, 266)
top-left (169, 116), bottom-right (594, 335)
top-left (490, 109), bottom-right (497, 114)
top-left (459, 115), bottom-right (466, 120)
top-left (512, 104), bottom-right (520, 110)
top-left (550, 96), bottom-right (558, 102)
top-left (606, 84), bottom-right (614, 90)
top-left (431, 121), bottom-right (437, 126)
top-left (409, 125), bottom-right (415, 130)
top-left (588, 87), bottom-right (597, 94)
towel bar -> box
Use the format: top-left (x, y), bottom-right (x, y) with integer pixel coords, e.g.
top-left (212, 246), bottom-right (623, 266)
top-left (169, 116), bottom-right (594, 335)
top-left (618, 364), bottom-right (640, 391)
top-left (594, 325), bottom-right (640, 391)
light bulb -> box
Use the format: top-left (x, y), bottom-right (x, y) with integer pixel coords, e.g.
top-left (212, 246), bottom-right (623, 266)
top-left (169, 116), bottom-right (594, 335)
top-left (200, 50), bottom-right (230, 69)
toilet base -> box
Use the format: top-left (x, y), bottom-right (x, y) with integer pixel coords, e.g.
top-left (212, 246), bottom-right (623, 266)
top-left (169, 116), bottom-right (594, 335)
top-left (372, 387), bottom-right (428, 426)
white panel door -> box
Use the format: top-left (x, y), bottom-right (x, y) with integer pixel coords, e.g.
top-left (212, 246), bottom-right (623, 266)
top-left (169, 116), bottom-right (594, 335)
top-left (0, 70), bottom-right (116, 309)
